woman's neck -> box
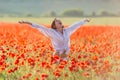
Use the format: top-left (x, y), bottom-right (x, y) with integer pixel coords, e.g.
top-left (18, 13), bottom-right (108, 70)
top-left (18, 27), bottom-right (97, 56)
top-left (57, 28), bottom-right (63, 34)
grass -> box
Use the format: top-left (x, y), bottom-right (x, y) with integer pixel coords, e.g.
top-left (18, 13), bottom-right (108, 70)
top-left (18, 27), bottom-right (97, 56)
top-left (0, 17), bottom-right (120, 26)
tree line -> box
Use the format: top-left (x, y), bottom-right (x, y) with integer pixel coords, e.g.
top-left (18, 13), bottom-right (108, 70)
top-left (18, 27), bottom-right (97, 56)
top-left (46, 9), bottom-right (120, 17)
top-left (0, 8), bottom-right (120, 17)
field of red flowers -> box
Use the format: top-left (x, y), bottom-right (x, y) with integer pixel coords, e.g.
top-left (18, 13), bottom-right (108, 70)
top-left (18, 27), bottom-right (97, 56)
top-left (0, 22), bottom-right (120, 80)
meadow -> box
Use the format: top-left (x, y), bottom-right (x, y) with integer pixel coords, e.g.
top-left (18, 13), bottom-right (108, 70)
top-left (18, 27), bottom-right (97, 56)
top-left (0, 17), bottom-right (120, 80)
top-left (1, 17), bottom-right (120, 25)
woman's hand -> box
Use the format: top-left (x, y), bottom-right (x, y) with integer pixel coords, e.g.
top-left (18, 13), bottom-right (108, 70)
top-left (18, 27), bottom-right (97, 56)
top-left (84, 18), bottom-right (91, 22)
top-left (60, 50), bottom-right (67, 58)
top-left (18, 20), bottom-right (32, 25)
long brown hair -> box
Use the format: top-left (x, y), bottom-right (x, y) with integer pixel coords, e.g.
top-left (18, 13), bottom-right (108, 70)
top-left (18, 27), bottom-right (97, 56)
top-left (51, 18), bottom-right (64, 29)
top-left (51, 18), bottom-right (56, 29)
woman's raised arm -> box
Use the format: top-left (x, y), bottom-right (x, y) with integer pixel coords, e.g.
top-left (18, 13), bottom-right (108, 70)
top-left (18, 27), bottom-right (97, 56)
top-left (18, 20), bottom-right (52, 37)
top-left (65, 18), bottom-right (90, 35)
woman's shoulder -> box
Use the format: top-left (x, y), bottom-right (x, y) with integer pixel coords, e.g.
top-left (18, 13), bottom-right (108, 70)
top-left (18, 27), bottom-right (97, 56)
top-left (49, 28), bottom-right (56, 32)
top-left (49, 28), bottom-right (54, 31)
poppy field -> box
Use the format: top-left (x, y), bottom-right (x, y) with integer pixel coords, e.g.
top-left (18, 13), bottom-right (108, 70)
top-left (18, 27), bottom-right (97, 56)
top-left (0, 22), bottom-right (120, 80)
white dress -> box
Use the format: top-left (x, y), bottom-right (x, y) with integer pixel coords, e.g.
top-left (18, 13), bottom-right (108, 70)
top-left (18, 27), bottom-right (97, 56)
top-left (31, 20), bottom-right (87, 55)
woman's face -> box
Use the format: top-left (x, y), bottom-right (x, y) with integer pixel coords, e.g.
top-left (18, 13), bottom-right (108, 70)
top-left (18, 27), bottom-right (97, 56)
top-left (55, 19), bottom-right (63, 29)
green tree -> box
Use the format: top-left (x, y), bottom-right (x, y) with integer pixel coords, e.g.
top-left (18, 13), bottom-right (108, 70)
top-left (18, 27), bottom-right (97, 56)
top-left (91, 11), bottom-right (96, 17)
top-left (49, 11), bottom-right (57, 17)
top-left (99, 10), bottom-right (116, 17)
top-left (61, 8), bottom-right (84, 17)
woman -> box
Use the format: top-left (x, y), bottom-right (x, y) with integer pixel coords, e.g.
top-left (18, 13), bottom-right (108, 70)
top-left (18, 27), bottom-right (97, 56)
top-left (19, 18), bottom-right (90, 61)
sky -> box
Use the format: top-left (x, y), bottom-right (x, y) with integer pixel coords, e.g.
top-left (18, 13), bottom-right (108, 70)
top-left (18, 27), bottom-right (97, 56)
top-left (0, 0), bottom-right (120, 16)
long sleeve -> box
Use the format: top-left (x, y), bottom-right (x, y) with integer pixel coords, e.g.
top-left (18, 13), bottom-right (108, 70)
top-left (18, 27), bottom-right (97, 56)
top-left (31, 23), bottom-right (52, 37)
top-left (65, 20), bottom-right (87, 35)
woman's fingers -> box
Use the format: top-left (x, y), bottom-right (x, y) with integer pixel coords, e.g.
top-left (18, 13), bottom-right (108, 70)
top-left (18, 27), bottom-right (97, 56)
top-left (54, 50), bottom-right (67, 59)
top-left (18, 20), bottom-right (28, 24)
top-left (85, 18), bottom-right (91, 22)
top-left (60, 50), bottom-right (67, 58)
top-left (54, 51), bottom-right (60, 56)
top-left (18, 21), bottom-right (24, 24)
top-left (61, 53), bottom-right (67, 58)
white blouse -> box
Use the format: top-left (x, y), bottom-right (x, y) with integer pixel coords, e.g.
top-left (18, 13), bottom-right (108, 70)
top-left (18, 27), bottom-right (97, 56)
top-left (31, 20), bottom-right (87, 54)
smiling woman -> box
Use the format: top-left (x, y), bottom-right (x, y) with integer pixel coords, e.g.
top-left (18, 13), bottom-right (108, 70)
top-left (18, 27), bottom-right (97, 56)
top-left (18, 18), bottom-right (90, 62)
